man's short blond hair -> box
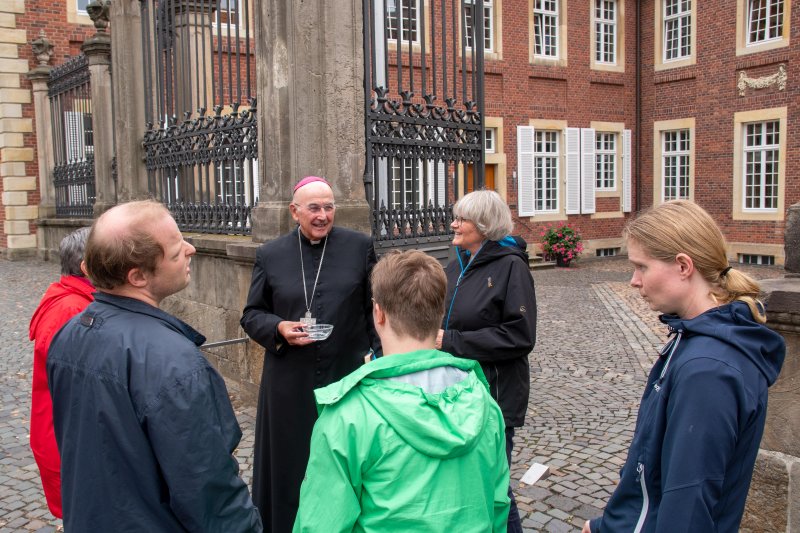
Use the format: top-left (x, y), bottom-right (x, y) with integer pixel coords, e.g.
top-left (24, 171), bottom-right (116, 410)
top-left (371, 250), bottom-right (446, 341)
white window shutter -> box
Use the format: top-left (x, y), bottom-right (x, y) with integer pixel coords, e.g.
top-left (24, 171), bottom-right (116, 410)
top-left (377, 157), bottom-right (389, 209)
top-left (565, 127), bottom-right (581, 215)
top-left (623, 129), bottom-right (632, 213)
top-left (64, 111), bottom-right (85, 162)
top-left (426, 159), bottom-right (447, 207)
top-left (580, 128), bottom-right (596, 214)
top-left (517, 126), bottom-right (536, 216)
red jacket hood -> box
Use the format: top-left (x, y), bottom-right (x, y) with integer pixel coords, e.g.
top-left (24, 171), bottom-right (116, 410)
top-left (29, 276), bottom-right (95, 341)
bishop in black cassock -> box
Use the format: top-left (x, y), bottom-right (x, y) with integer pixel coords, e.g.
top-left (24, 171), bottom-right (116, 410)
top-left (241, 177), bottom-right (379, 532)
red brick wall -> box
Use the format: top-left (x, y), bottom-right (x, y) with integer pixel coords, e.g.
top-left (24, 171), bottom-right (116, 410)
top-left (493, 0), bottom-right (638, 248)
top-left (3, 1), bottom-right (95, 249)
top-left (638, 0), bottom-right (798, 251)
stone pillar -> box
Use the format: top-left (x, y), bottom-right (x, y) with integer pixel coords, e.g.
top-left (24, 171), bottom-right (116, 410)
top-left (172, 1), bottom-right (214, 119)
top-left (82, 1), bottom-right (115, 215)
top-left (27, 32), bottom-right (55, 219)
top-left (743, 202), bottom-right (800, 531)
top-left (252, 0), bottom-right (371, 242)
top-left (1, 1), bottom-right (37, 259)
top-left (110, 0), bottom-right (149, 202)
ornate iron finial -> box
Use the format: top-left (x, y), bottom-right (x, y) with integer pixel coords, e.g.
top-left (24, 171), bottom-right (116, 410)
top-left (30, 30), bottom-right (54, 67)
top-left (86, 0), bottom-right (111, 32)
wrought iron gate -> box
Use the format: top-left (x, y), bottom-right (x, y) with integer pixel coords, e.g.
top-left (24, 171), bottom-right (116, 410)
top-left (49, 55), bottom-right (95, 218)
top-left (363, 0), bottom-right (485, 251)
top-left (140, 0), bottom-right (257, 234)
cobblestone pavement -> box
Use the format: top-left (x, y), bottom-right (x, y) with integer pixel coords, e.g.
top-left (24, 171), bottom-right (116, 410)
top-left (0, 257), bottom-right (784, 532)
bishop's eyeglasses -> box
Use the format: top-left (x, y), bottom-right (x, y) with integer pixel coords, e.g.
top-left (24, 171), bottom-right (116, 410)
top-left (294, 203), bottom-right (336, 214)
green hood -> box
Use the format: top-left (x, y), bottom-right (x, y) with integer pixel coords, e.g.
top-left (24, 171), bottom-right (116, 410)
top-left (314, 349), bottom-right (492, 459)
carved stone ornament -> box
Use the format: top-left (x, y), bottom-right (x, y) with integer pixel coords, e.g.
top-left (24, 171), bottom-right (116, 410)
top-left (738, 64), bottom-right (787, 97)
top-left (30, 30), bottom-right (54, 67)
top-left (86, 0), bottom-right (111, 32)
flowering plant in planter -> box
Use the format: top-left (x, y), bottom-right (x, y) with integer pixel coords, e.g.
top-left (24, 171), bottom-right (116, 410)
top-left (540, 223), bottom-right (584, 266)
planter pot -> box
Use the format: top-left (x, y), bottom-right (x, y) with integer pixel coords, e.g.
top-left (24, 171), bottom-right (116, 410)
top-left (555, 256), bottom-right (571, 268)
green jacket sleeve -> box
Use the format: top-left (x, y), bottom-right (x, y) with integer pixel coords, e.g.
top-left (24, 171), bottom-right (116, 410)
top-left (293, 408), bottom-right (364, 533)
top-left (492, 412), bottom-right (511, 532)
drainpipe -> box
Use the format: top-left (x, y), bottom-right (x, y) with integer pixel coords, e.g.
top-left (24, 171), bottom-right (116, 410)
top-left (635, 0), bottom-right (642, 212)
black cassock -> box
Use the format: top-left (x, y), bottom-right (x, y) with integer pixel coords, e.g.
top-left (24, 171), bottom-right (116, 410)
top-left (241, 226), bottom-right (379, 533)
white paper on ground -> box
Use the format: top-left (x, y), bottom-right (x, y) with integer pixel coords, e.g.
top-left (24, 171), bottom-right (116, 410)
top-left (520, 462), bottom-right (550, 485)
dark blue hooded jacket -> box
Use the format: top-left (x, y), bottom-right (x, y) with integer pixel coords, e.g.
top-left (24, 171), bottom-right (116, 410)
top-left (47, 292), bottom-right (263, 532)
top-left (590, 300), bottom-right (785, 533)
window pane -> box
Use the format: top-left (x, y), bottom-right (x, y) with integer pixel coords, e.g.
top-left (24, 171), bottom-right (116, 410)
top-left (662, 129), bottom-right (690, 201)
top-left (534, 0), bottom-right (559, 58)
top-left (664, 0), bottom-right (691, 60)
top-left (387, 0), bottom-right (419, 42)
top-left (743, 120), bottom-right (780, 210)
top-left (534, 131), bottom-right (559, 212)
top-left (748, 0), bottom-right (783, 44)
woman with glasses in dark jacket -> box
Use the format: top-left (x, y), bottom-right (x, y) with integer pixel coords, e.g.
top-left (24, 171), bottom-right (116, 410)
top-left (436, 190), bottom-right (537, 533)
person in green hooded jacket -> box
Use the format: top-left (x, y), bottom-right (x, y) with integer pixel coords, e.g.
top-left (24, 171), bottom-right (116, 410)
top-left (293, 250), bottom-right (511, 533)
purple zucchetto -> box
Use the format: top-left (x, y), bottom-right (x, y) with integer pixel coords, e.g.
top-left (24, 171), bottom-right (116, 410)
top-left (293, 176), bottom-right (331, 193)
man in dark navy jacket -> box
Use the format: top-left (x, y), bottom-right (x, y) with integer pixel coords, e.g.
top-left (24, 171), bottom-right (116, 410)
top-left (48, 200), bottom-right (262, 532)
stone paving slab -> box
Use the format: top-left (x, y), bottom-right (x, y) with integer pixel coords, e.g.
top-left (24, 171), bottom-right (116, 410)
top-left (0, 257), bottom-right (784, 532)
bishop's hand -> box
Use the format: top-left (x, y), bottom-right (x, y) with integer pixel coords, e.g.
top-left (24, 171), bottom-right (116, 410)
top-left (278, 321), bottom-right (314, 346)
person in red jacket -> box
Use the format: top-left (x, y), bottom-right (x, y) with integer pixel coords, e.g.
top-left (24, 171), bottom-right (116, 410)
top-left (28, 227), bottom-right (93, 519)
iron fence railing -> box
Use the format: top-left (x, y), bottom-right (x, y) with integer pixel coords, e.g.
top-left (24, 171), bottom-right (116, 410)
top-left (140, 0), bottom-right (258, 235)
top-left (48, 54), bottom-right (96, 218)
top-left (363, 0), bottom-right (485, 248)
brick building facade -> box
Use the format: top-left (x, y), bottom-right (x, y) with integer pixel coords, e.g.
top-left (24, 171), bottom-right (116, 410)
top-left (478, 0), bottom-right (796, 264)
top-left (0, 0), bottom-right (92, 259)
top-left (1, 0), bottom-right (797, 264)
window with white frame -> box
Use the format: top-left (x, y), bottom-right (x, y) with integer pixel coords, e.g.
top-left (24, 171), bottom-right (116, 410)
top-left (744, 120), bottom-right (780, 210)
top-left (389, 158), bottom-right (418, 208)
top-left (533, 0), bottom-right (559, 59)
top-left (77, 0), bottom-right (90, 13)
top-left (595, 132), bottom-right (616, 190)
top-left (216, 0), bottom-right (241, 28)
top-left (63, 111), bottom-right (93, 162)
top-left (662, 129), bottom-right (691, 201)
top-left (747, 0), bottom-right (784, 44)
top-left (664, 0), bottom-right (692, 61)
top-left (485, 128), bottom-right (496, 153)
top-left (387, 0), bottom-right (420, 42)
top-left (595, 0), bottom-right (617, 64)
top-left (216, 158), bottom-right (259, 206)
top-left (465, 0), bottom-right (494, 53)
top-left (534, 131), bottom-right (559, 212)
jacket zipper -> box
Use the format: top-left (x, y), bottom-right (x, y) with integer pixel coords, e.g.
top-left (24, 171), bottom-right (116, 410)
top-left (493, 364), bottom-right (500, 400)
top-left (654, 329), bottom-right (682, 392)
top-left (634, 462), bottom-right (649, 533)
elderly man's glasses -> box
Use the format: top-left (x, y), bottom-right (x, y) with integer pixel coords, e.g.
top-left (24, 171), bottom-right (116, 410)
top-left (294, 203), bottom-right (336, 214)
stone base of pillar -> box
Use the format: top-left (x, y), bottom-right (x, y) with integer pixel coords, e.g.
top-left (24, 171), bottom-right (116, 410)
top-left (37, 202), bottom-right (57, 219)
top-left (328, 200), bottom-right (372, 236)
top-left (251, 200), bottom-right (372, 243)
top-left (0, 247), bottom-right (40, 261)
top-left (35, 217), bottom-right (94, 259)
top-left (741, 449), bottom-right (800, 532)
top-left (93, 200), bottom-right (116, 218)
top-left (250, 202), bottom-right (297, 243)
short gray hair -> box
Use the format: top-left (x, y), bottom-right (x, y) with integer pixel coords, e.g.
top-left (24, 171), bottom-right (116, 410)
top-left (59, 227), bottom-right (91, 276)
top-left (453, 190), bottom-right (514, 241)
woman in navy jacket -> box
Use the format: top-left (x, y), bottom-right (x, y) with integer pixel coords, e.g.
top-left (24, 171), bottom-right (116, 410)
top-left (436, 190), bottom-right (537, 533)
top-left (585, 200), bottom-right (785, 533)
